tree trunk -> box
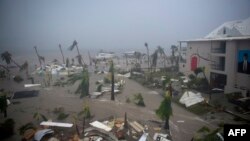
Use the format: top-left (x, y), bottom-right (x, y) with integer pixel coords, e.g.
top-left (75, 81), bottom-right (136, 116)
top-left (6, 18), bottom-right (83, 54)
top-left (82, 117), bottom-right (85, 136)
top-left (125, 55), bottom-right (128, 66)
top-left (0, 64), bottom-right (9, 72)
top-left (34, 47), bottom-right (42, 66)
top-left (11, 59), bottom-right (21, 68)
top-left (164, 117), bottom-right (169, 129)
top-left (146, 47), bottom-right (150, 72)
top-left (88, 51), bottom-right (92, 66)
top-left (59, 45), bottom-right (65, 64)
top-left (111, 61), bottom-right (115, 101)
top-left (76, 45), bottom-right (85, 66)
top-left (163, 55), bottom-right (166, 70)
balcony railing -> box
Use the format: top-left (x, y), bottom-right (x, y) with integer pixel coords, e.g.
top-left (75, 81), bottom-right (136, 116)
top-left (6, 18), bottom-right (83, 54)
top-left (211, 64), bottom-right (225, 71)
top-left (211, 47), bottom-right (226, 54)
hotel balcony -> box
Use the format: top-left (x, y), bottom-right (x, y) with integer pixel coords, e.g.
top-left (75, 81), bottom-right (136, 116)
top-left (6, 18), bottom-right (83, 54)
top-left (211, 41), bottom-right (226, 54)
top-left (211, 56), bottom-right (225, 71)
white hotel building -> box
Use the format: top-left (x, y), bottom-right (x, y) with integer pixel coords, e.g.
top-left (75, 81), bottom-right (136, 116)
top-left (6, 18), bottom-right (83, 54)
top-left (179, 17), bottom-right (250, 96)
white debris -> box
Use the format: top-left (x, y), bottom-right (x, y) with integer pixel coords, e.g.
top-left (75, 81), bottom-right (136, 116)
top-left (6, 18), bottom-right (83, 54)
top-left (170, 78), bottom-right (179, 82)
top-left (90, 92), bottom-right (103, 99)
top-left (179, 91), bottom-right (204, 107)
top-left (89, 121), bottom-right (112, 132)
top-left (153, 133), bottom-right (170, 141)
top-left (34, 129), bottom-right (54, 141)
top-left (24, 84), bottom-right (41, 88)
top-left (139, 132), bottom-right (148, 141)
top-left (40, 121), bottom-right (73, 128)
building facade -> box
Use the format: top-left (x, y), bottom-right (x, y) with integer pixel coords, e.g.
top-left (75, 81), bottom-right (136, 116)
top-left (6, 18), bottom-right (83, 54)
top-left (179, 17), bottom-right (250, 96)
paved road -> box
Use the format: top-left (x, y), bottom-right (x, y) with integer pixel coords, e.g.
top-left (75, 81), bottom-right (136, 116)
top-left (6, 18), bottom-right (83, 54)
top-left (112, 77), bottom-right (216, 141)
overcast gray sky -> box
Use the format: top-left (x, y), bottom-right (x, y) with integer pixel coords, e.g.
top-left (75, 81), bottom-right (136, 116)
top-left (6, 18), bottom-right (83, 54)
top-left (0, 0), bottom-right (250, 54)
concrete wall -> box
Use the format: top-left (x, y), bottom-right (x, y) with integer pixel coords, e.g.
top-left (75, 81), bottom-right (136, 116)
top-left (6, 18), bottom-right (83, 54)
top-left (182, 41), bottom-right (212, 80)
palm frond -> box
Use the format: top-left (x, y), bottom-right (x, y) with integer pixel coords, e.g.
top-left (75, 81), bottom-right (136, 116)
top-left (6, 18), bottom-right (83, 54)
top-left (1, 51), bottom-right (12, 64)
top-left (67, 73), bottom-right (82, 85)
top-left (68, 40), bottom-right (78, 51)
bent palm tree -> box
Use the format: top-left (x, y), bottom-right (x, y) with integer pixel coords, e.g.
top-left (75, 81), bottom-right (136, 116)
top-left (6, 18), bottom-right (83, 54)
top-left (171, 45), bottom-right (178, 67)
top-left (67, 69), bottom-right (89, 98)
top-left (145, 43), bottom-right (150, 71)
top-left (134, 51), bottom-right (142, 64)
top-left (20, 61), bottom-right (29, 78)
top-left (151, 50), bottom-right (158, 71)
top-left (1, 51), bottom-right (21, 68)
top-left (88, 51), bottom-right (92, 66)
top-left (34, 46), bottom-right (42, 66)
top-left (69, 40), bottom-right (85, 66)
top-left (109, 60), bottom-right (115, 101)
top-left (156, 90), bottom-right (172, 130)
top-left (59, 44), bottom-right (65, 64)
top-left (157, 46), bottom-right (167, 69)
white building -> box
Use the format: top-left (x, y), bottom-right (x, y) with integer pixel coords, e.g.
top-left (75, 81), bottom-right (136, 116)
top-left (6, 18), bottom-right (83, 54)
top-left (179, 17), bottom-right (250, 96)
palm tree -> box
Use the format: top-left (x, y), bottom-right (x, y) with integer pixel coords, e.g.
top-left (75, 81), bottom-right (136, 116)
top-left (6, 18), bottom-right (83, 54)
top-left (170, 45), bottom-right (178, 67)
top-left (109, 60), bottom-right (115, 101)
top-left (66, 58), bottom-right (70, 68)
top-left (20, 61), bottom-right (29, 79)
top-left (69, 40), bottom-right (85, 66)
top-left (0, 91), bottom-right (8, 118)
top-left (145, 43), bottom-right (150, 72)
top-left (193, 67), bottom-right (211, 100)
top-left (1, 51), bottom-right (11, 65)
top-left (124, 54), bottom-right (128, 66)
top-left (59, 44), bottom-right (65, 64)
top-left (157, 46), bottom-right (167, 69)
top-left (1, 51), bottom-right (21, 68)
top-left (151, 50), bottom-right (158, 71)
top-left (88, 51), bottom-right (92, 66)
top-left (34, 46), bottom-right (42, 66)
top-left (156, 91), bottom-right (172, 129)
top-left (71, 58), bottom-right (75, 66)
top-left (67, 69), bottom-right (89, 98)
top-left (134, 51), bottom-right (142, 64)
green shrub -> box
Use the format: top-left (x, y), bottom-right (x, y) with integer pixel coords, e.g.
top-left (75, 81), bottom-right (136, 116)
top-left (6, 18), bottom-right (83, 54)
top-left (133, 93), bottom-right (145, 107)
top-left (0, 70), bottom-right (6, 78)
top-left (103, 77), bottom-right (111, 84)
top-left (18, 122), bottom-right (35, 135)
top-left (96, 84), bottom-right (102, 92)
top-left (13, 75), bottom-right (23, 83)
top-left (0, 118), bottom-right (15, 139)
top-left (78, 105), bottom-right (91, 119)
top-left (188, 74), bottom-right (195, 80)
top-left (53, 107), bottom-right (65, 114)
top-left (57, 113), bottom-right (69, 120)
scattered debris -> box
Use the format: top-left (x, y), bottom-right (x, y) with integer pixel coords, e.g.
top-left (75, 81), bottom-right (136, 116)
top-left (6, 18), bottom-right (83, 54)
top-left (129, 121), bottom-right (144, 133)
top-left (90, 92), bottom-right (103, 99)
top-left (179, 91), bottom-right (204, 107)
top-left (153, 133), bottom-right (171, 141)
top-left (24, 84), bottom-right (41, 88)
top-left (138, 132), bottom-right (148, 141)
top-left (40, 121), bottom-right (73, 128)
top-left (34, 129), bottom-right (54, 141)
top-left (89, 121), bottom-right (112, 132)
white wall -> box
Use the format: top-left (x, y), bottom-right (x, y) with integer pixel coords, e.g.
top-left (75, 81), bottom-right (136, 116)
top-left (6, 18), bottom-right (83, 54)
top-left (182, 41), bottom-right (212, 80)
